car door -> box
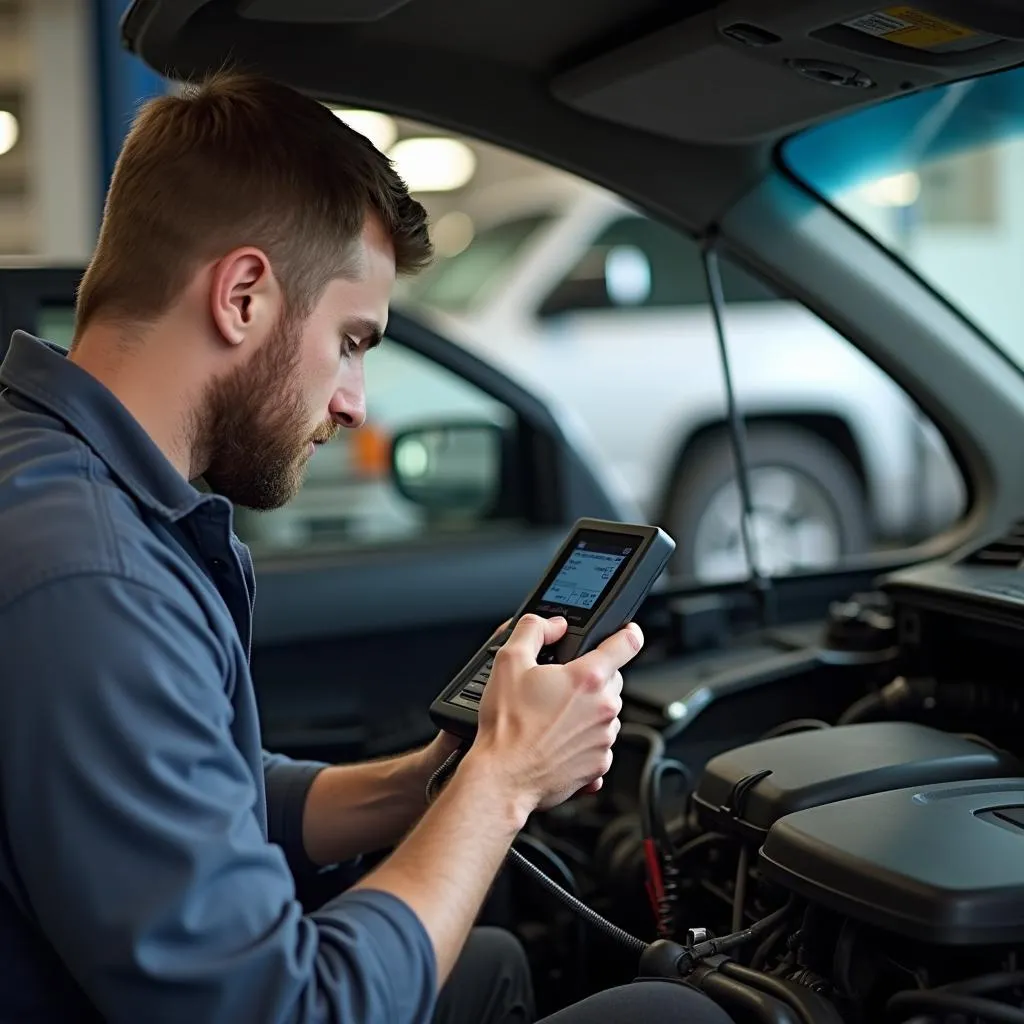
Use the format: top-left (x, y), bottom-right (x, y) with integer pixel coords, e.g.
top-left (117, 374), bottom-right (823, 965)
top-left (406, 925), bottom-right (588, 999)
top-left (0, 266), bottom-right (631, 761)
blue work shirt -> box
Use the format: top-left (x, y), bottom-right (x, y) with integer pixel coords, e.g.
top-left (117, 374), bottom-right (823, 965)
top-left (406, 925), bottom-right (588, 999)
top-left (0, 332), bottom-right (436, 1023)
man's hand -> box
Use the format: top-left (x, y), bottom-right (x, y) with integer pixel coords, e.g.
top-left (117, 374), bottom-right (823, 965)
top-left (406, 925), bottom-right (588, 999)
top-left (467, 613), bottom-right (643, 816)
top-left (351, 612), bottom-right (642, 986)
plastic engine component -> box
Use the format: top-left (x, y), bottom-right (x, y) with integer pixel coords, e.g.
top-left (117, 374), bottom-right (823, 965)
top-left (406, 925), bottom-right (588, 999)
top-left (692, 722), bottom-right (1020, 843)
top-left (759, 778), bottom-right (1024, 945)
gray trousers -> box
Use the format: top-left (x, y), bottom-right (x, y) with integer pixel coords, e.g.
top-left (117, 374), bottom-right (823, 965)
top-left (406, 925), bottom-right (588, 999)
top-left (433, 928), bottom-right (736, 1024)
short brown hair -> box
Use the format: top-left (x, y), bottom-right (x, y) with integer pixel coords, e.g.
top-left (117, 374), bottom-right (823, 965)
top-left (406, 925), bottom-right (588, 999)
top-left (75, 71), bottom-right (432, 337)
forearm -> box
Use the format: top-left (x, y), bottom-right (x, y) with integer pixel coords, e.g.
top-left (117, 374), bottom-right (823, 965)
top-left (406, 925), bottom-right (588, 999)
top-left (350, 751), bottom-right (528, 986)
top-left (302, 747), bottom-right (434, 866)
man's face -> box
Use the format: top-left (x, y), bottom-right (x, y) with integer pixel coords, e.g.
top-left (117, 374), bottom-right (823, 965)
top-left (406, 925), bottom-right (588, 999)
top-left (201, 217), bottom-right (396, 510)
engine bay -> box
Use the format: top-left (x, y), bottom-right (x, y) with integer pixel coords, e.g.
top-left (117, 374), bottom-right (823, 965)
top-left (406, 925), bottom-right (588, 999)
top-left (510, 523), bottom-right (1024, 1022)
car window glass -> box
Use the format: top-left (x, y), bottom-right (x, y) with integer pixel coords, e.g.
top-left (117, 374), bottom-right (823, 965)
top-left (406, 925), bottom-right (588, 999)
top-left (784, 66), bottom-right (1024, 375)
top-left (34, 107), bottom-right (967, 581)
top-left (373, 110), bottom-right (969, 585)
top-left (403, 214), bottom-right (552, 314)
top-left (689, 274), bottom-right (968, 583)
top-left (30, 301), bottom-right (520, 560)
top-left (539, 216), bottom-right (774, 316)
top-left (233, 339), bottom-right (517, 557)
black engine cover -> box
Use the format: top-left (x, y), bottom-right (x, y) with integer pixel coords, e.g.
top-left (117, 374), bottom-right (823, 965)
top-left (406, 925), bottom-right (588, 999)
top-left (692, 722), bottom-right (1019, 843)
top-left (760, 777), bottom-right (1024, 945)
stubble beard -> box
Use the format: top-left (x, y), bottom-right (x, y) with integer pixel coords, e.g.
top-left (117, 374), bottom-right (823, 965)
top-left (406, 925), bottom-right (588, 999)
top-left (198, 313), bottom-right (336, 511)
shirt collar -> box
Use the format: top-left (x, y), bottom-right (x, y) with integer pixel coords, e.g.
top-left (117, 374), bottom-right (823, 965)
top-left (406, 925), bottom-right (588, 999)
top-left (0, 331), bottom-right (220, 522)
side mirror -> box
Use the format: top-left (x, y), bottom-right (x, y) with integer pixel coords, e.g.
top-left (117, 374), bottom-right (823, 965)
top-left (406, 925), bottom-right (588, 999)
top-left (390, 421), bottom-right (503, 515)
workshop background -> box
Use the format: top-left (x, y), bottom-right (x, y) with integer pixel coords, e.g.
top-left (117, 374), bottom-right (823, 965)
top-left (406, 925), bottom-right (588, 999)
top-left (4, 0), bottom-right (1015, 585)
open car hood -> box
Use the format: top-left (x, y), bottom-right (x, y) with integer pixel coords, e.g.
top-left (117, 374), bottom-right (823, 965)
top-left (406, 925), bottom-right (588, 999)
top-left (121, 0), bottom-right (1024, 234)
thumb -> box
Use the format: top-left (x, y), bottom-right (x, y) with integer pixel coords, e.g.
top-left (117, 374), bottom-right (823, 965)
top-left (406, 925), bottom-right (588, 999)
top-left (503, 613), bottom-right (567, 663)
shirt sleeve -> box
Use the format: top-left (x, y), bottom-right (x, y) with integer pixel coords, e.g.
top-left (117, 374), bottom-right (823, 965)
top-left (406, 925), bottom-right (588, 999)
top-left (262, 750), bottom-right (327, 866)
top-left (262, 750), bottom-right (367, 903)
top-left (0, 572), bottom-right (437, 1024)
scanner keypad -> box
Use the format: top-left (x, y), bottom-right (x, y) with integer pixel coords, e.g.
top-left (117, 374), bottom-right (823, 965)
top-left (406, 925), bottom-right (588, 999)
top-left (453, 645), bottom-right (500, 707)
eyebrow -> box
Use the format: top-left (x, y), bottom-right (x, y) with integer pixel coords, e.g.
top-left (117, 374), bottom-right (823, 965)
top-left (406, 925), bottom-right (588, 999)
top-left (346, 317), bottom-right (384, 350)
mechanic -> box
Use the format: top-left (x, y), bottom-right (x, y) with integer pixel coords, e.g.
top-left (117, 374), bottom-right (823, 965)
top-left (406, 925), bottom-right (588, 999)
top-left (0, 72), bottom-right (733, 1024)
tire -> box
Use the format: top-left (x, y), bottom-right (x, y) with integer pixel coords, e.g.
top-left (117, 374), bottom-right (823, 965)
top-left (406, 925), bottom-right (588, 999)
top-left (664, 424), bottom-right (870, 583)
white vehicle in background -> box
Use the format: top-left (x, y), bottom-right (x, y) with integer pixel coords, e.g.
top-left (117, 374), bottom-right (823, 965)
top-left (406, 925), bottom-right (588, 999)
top-left (398, 176), bottom-right (966, 582)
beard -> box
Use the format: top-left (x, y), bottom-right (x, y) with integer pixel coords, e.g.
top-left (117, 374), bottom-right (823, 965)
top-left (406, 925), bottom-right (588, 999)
top-left (197, 312), bottom-right (337, 511)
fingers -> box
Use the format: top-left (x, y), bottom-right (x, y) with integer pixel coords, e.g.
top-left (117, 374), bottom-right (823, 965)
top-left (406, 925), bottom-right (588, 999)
top-left (608, 670), bottom-right (624, 700)
top-left (570, 623), bottom-right (644, 688)
top-left (500, 613), bottom-right (567, 664)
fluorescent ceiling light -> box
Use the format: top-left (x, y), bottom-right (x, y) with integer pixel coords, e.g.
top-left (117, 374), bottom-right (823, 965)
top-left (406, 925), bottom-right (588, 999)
top-left (0, 111), bottom-right (18, 157)
top-left (858, 171), bottom-right (921, 208)
top-left (432, 211), bottom-right (475, 257)
top-left (332, 108), bottom-right (398, 153)
top-left (389, 137), bottom-right (476, 193)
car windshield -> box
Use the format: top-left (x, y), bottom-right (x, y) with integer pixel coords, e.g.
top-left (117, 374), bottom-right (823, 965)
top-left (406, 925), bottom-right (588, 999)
top-left (783, 66), bottom-right (1024, 371)
top-left (402, 213), bottom-right (552, 314)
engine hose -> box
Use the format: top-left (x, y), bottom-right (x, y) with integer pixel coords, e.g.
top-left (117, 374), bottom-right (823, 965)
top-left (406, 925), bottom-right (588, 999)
top-left (699, 971), bottom-right (803, 1024)
top-left (941, 971), bottom-right (1024, 996)
top-left (887, 990), bottom-right (1024, 1022)
top-left (720, 962), bottom-right (842, 1024)
top-left (732, 845), bottom-right (750, 933)
top-left (750, 921), bottom-right (790, 972)
top-left (427, 746), bottom-right (649, 959)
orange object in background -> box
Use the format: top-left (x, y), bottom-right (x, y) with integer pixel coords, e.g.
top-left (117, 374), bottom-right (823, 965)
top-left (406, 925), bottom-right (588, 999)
top-left (351, 423), bottom-right (392, 479)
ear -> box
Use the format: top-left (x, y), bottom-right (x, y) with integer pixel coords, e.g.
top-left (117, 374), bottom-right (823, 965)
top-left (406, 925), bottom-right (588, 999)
top-left (209, 247), bottom-right (279, 348)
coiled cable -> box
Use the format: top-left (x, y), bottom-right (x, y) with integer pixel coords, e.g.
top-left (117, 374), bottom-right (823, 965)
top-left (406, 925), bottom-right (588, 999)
top-left (426, 745), bottom-right (649, 957)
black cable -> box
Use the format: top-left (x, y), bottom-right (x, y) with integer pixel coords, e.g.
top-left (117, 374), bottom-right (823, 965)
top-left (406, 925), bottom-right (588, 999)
top-left (647, 759), bottom-right (693, 847)
top-left (619, 723), bottom-right (666, 840)
top-left (732, 844), bottom-right (749, 933)
top-left (887, 990), bottom-right (1024, 1022)
top-left (686, 898), bottom-right (795, 962)
top-left (506, 847), bottom-right (648, 956)
top-left (620, 722), bottom-right (666, 761)
top-left (513, 832), bottom-right (578, 896)
top-left (426, 747), bottom-right (463, 801)
top-left (426, 746), bottom-right (649, 958)
top-left (759, 719), bottom-right (831, 740)
top-left (618, 725), bottom-right (691, 942)
top-left (645, 757), bottom-right (692, 940)
top-left (941, 971), bottom-right (1024, 996)
top-left (511, 832), bottom-right (588, 1001)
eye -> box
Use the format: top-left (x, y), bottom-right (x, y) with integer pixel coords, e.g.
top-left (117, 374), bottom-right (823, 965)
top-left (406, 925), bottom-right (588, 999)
top-left (340, 335), bottom-right (360, 358)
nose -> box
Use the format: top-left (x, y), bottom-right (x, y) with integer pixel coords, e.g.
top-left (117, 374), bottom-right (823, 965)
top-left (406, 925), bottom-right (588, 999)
top-left (329, 384), bottom-right (366, 430)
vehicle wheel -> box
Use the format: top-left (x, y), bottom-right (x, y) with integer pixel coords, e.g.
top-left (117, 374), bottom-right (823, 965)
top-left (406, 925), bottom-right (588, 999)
top-left (665, 425), bottom-right (870, 583)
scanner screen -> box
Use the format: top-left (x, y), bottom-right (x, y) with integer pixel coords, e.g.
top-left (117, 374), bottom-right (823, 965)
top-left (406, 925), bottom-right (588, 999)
top-left (531, 530), bottom-right (642, 626)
